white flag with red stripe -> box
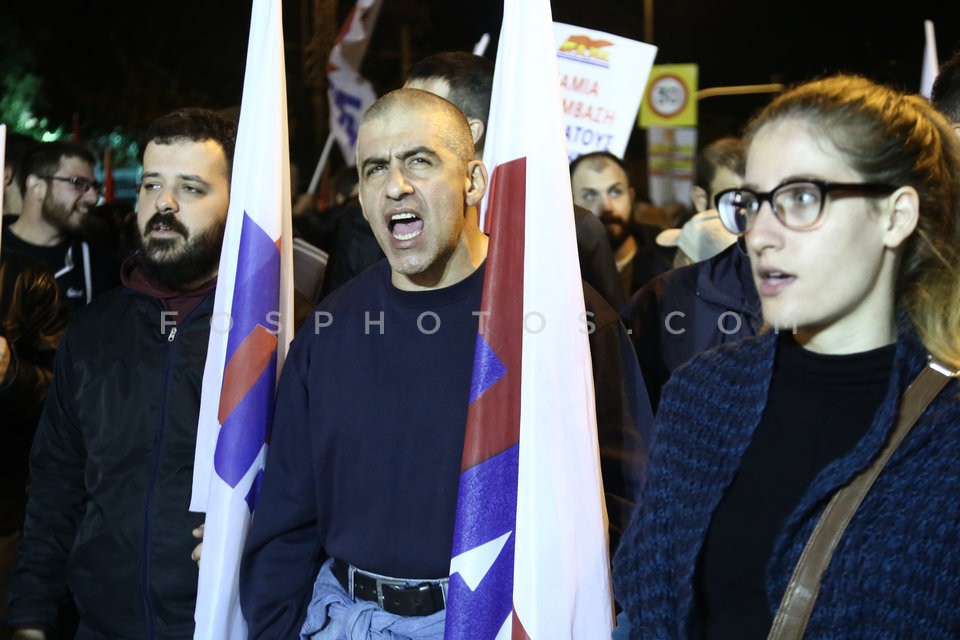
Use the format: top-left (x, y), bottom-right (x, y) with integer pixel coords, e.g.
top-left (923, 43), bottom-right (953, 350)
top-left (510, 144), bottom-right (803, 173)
top-left (444, 0), bottom-right (613, 637)
top-left (189, 0), bottom-right (294, 637)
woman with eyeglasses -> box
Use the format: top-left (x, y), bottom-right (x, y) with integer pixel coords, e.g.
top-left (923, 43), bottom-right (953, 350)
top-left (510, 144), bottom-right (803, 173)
top-left (612, 74), bottom-right (960, 639)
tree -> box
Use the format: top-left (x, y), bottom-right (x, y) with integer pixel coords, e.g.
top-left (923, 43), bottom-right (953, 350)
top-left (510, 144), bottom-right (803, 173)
top-left (0, 18), bottom-right (53, 138)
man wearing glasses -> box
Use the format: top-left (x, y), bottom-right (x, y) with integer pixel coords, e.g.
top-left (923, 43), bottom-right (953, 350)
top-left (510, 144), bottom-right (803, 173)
top-left (1, 141), bottom-right (119, 311)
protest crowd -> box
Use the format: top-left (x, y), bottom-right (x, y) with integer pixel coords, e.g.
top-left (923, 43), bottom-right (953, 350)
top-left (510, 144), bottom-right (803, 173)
top-left (2, 1), bottom-right (960, 639)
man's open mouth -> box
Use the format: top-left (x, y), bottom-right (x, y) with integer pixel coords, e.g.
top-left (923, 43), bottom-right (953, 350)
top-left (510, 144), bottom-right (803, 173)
top-left (389, 212), bottom-right (424, 241)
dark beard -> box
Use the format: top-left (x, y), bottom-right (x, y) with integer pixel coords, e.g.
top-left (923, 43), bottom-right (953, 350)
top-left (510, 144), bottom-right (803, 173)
top-left (136, 213), bottom-right (225, 289)
top-left (597, 211), bottom-right (630, 250)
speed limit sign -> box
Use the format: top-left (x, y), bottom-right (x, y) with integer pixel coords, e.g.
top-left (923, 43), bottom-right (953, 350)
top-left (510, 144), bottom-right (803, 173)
top-left (648, 74), bottom-right (687, 118)
top-left (639, 64), bottom-right (698, 127)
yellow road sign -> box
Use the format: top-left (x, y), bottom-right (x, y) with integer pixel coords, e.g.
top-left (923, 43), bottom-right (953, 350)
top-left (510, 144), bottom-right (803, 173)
top-left (639, 64), bottom-right (698, 128)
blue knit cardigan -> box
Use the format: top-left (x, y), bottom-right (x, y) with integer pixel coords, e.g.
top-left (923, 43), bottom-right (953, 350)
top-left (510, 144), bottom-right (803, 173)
top-left (613, 319), bottom-right (960, 638)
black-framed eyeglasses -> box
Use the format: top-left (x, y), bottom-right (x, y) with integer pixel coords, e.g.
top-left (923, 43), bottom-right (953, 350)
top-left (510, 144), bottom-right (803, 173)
top-left (41, 175), bottom-right (104, 197)
top-left (713, 180), bottom-right (898, 233)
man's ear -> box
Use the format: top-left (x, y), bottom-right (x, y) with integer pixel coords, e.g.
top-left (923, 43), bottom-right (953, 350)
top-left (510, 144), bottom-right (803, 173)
top-left (467, 118), bottom-right (485, 150)
top-left (3, 166), bottom-right (12, 188)
top-left (25, 173), bottom-right (46, 199)
top-left (464, 160), bottom-right (487, 207)
top-left (691, 185), bottom-right (709, 212)
top-left (883, 186), bottom-right (919, 249)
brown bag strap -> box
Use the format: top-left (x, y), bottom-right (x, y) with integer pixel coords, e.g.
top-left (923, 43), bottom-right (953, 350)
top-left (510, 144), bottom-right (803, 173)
top-left (767, 358), bottom-right (957, 640)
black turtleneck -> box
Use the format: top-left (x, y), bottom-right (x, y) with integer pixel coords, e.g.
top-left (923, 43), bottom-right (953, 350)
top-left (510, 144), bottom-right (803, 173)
top-left (697, 333), bottom-right (895, 639)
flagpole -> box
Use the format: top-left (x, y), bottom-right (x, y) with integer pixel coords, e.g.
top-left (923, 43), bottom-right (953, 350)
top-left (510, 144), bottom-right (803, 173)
top-left (307, 132), bottom-right (336, 195)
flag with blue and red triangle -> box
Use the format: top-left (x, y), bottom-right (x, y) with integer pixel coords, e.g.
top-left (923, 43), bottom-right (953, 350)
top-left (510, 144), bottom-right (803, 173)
top-left (444, 0), bottom-right (614, 637)
top-left (189, 0), bottom-right (294, 637)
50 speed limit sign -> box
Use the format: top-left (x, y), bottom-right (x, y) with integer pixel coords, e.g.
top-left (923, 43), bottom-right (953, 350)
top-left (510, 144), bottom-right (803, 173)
top-left (648, 74), bottom-right (688, 118)
top-left (639, 64), bottom-right (698, 127)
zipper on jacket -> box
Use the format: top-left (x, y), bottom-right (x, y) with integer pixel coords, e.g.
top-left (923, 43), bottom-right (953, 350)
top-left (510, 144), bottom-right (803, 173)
top-left (141, 337), bottom-right (176, 640)
top-left (140, 292), bottom-right (214, 639)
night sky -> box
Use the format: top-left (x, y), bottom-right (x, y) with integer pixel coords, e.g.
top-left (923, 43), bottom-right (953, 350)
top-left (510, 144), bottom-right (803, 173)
top-left (2, 0), bottom-right (958, 171)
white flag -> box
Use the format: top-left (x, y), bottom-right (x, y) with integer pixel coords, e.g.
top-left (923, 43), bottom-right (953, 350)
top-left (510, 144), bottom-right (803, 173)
top-left (189, 0), bottom-right (294, 636)
top-left (921, 20), bottom-right (939, 99)
top-left (444, 0), bottom-right (613, 637)
top-left (327, 0), bottom-right (383, 166)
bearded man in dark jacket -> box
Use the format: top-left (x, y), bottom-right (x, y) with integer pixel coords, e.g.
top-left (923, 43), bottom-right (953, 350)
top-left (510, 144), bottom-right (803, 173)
top-left (6, 108), bottom-right (237, 640)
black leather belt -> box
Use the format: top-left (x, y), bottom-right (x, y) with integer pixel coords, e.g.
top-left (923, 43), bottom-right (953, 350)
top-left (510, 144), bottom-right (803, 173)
top-left (332, 559), bottom-right (447, 617)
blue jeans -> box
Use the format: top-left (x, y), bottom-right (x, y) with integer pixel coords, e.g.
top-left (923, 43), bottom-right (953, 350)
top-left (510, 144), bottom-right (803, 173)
top-left (300, 559), bottom-right (445, 640)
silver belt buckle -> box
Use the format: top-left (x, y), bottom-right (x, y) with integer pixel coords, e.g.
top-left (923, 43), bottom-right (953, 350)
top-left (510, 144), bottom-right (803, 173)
top-left (375, 576), bottom-right (411, 609)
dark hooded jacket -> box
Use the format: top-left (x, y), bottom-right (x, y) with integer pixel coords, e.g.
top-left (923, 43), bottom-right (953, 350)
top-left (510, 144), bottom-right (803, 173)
top-left (622, 243), bottom-right (761, 410)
